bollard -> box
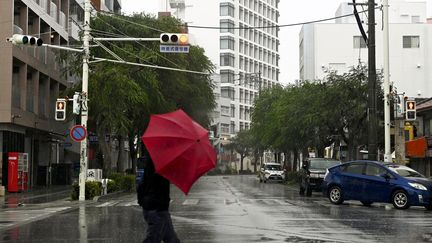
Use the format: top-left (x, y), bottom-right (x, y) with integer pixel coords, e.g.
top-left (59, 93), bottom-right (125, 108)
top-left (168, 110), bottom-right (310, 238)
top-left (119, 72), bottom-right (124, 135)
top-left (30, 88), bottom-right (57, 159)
top-left (101, 179), bottom-right (108, 195)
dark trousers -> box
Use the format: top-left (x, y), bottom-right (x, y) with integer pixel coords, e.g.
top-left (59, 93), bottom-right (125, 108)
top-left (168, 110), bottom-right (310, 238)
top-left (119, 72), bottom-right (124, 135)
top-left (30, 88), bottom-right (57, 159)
top-left (142, 209), bottom-right (180, 243)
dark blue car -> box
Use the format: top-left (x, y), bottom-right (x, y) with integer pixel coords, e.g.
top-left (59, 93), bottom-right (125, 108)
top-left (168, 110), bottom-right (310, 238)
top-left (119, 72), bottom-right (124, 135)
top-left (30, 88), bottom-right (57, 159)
top-left (322, 160), bottom-right (432, 210)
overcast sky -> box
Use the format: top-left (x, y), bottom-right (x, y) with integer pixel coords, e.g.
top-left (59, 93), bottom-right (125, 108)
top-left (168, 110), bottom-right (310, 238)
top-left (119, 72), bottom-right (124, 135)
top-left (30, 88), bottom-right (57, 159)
top-left (121, 0), bottom-right (432, 84)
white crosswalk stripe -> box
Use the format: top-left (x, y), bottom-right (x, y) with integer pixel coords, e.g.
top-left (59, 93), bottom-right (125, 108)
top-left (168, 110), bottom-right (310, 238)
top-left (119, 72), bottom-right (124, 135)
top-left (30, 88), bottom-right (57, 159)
top-left (0, 207), bottom-right (71, 230)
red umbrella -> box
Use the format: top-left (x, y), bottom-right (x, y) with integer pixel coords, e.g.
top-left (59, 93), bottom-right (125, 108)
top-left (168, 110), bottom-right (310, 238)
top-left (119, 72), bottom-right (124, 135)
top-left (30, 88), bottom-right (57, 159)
top-left (142, 109), bottom-right (217, 194)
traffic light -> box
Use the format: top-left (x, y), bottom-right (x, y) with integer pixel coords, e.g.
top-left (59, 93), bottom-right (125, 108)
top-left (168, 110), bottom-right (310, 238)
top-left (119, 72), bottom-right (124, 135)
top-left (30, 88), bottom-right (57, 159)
top-left (405, 100), bottom-right (416, 121)
top-left (55, 99), bottom-right (66, 121)
top-left (160, 33), bottom-right (188, 45)
top-left (72, 92), bottom-right (81, 115)
top-left (6, 34), bottom-right (43, 46)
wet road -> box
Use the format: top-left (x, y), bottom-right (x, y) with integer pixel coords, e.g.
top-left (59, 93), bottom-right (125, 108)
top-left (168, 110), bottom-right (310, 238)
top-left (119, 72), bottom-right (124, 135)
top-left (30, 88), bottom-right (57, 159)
top-left (1, 175), bottom-right (432, 242)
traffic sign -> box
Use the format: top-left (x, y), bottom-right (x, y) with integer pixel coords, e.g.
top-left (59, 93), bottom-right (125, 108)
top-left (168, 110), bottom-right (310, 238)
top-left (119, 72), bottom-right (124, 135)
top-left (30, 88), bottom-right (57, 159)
top-left (70, 125), bottom-right (87, 142)
top-left (160, 45), bottom-right (190, 53)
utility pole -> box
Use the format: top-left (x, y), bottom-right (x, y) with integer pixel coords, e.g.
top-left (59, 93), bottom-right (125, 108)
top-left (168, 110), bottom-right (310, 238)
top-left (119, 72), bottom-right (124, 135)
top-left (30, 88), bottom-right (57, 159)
top-left (383, 0), bottom-right (392, 162)
top-left (79, 0), bottom-right (91, 201)
top-left (367, 0), bottom-right (378, 161)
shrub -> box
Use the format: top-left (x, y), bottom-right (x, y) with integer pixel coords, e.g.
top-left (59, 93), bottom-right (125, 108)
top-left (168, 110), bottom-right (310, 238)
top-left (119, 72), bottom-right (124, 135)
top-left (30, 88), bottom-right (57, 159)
top-left (71, 181), bottom-right (102, 200)
top-left (285, 171), bottom-right (301, 183)
top-left (120, 175), bottom-right (136, 192)
top-left (107, 179), bottom-right (119, 193)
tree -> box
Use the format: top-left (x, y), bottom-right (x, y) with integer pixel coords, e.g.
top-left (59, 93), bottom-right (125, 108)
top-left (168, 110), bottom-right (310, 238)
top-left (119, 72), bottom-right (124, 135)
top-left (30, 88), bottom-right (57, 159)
top-left (63, 13), bottom-right (216, 175)
top-left (228, 129), bottom-right (254, 172)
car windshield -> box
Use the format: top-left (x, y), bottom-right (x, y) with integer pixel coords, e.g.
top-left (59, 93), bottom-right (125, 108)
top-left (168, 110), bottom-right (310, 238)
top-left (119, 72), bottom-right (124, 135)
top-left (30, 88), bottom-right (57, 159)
top-left (265, 165), bottom-right (281, 171)
top-left (309, 159), bottom-right (340, 170)
top-left (387, 165), bottom-right (424, 178)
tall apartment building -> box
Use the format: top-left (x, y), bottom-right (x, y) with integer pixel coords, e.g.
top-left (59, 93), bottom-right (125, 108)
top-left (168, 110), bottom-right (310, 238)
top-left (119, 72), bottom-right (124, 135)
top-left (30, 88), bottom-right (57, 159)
top-left (300, 0), bottom-right (432, 98)
top-left (0, 0), bottom-right (121, 188)
top-left (154, 0), bottom-right (280, 141)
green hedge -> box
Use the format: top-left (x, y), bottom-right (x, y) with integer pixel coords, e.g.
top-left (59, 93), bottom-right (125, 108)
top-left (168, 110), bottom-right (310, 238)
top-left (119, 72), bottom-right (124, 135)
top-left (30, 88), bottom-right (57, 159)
top-left (108, 173), bottom-right (136, 192)
top-left (71, 181), bottom-right (102, 200)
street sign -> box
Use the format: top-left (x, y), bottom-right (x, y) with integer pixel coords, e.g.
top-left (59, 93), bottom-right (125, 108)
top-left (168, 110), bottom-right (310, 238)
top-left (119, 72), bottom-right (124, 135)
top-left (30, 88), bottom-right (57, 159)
top-left (160, 45), bottom-right (190, 53)
top-left (70, 125), bottom-right (87, 142)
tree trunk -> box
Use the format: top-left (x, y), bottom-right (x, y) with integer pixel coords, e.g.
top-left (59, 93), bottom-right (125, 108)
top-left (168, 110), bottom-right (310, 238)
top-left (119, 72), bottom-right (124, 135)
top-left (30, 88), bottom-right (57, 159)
top-left (293, 149), bottom-right (299, 171)
top-left (128, 134), bottom-right (137, 174)
top-left (97, 126), bottom-right (113, 177)
top-left (116, 135), bottom-right (124, 173)
top-left (240, 154), bottom-right (244, 172)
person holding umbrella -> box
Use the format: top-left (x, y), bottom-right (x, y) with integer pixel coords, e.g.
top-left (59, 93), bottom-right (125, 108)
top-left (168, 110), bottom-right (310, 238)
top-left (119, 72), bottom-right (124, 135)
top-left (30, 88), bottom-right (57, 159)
top-left (137, 152), bottom-right (181, 243)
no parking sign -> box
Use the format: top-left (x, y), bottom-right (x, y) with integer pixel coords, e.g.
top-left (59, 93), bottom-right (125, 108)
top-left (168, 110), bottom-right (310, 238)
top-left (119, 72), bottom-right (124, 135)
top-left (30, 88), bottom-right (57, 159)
top-left (70, 125), bottom-right (87, 142)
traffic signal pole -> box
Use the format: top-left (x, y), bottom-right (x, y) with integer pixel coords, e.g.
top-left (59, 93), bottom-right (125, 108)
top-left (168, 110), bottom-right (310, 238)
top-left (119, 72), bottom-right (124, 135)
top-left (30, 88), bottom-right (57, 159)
top-left (367, 0), bottom-right (378, 161)
top-left (383, 0), bottom-right (392, 163)
top-left (79, 0), bottom-right (91, 201)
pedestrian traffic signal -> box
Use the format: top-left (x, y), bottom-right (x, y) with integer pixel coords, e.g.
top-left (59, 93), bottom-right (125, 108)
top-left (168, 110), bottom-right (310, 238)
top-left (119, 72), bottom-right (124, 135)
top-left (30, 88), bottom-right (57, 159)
top-left (72, 92), bottom-right (81, 115)
top-left (405, 100), bottom-right (416, 121)
top-left (160, 33), bottom-right (188, 45)
top-left (6, 34), bottom-right (43, 46)
top-left (55, 99), bottom-right (66, 121)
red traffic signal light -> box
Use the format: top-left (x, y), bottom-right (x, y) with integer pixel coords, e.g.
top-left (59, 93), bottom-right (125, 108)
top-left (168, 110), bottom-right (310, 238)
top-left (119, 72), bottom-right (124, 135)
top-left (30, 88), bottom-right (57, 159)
top-left (55, 99), bottom-right (66, 121)
top-left (405, 100), bottom-right (416, 121)
top-left (160, 33), bottom-right (189, 45)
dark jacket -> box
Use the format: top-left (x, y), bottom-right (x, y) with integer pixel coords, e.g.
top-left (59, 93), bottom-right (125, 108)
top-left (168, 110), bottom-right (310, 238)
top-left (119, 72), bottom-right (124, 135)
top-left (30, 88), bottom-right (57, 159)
top-left (137, 156), bottom-right (170, 211)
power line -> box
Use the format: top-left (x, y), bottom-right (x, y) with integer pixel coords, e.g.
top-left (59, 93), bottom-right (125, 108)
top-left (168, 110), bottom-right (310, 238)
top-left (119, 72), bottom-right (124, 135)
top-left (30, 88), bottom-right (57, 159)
top-left (184, 8), bottom-right (376, 30)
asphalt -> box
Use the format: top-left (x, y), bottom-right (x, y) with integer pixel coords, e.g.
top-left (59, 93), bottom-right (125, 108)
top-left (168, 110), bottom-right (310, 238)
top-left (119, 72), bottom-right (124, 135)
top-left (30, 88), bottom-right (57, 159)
top-left (0, 185), bottom-right (73, 208)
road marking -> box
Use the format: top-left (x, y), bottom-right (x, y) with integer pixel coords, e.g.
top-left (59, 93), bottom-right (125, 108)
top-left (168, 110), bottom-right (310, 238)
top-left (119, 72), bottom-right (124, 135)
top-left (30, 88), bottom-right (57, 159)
top-left (182, 199), bottom-right (199, 205)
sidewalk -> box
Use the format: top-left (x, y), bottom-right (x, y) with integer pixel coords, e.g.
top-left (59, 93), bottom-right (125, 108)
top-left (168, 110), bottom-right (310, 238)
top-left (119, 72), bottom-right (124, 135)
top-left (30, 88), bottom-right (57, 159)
top-left (0, 185), bottom-right (72, 208)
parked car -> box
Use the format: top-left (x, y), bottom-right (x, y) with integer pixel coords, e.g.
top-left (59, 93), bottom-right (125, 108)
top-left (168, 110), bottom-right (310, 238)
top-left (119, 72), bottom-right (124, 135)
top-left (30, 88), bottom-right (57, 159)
top-left (299, 158), bottom-right (341, 196)
top-left (322, 160), bottom-right (432, 210)
top-left (259, 162), bottom-right (285, 183)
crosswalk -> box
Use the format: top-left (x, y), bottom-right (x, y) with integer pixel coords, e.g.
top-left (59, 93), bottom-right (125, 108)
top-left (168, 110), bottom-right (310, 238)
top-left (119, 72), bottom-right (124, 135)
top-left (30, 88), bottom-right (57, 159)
top-left (0, 206), bottom-right (71, 230)
top-left (93, 197), bottom-right (328, 207)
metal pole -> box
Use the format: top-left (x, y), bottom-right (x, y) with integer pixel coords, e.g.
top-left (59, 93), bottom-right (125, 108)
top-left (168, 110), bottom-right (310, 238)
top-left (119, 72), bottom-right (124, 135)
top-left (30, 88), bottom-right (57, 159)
top-left (383, 0), bottom-right (392, 162)
top-left (79, 0), bottom-right (91, 201)
top-left (367, 0), bottom-right (378, 160)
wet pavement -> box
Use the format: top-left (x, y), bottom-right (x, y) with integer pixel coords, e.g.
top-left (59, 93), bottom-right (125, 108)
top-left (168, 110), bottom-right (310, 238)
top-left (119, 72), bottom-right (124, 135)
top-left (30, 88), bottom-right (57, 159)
top-left (1, 176), bottom-right (432, 242)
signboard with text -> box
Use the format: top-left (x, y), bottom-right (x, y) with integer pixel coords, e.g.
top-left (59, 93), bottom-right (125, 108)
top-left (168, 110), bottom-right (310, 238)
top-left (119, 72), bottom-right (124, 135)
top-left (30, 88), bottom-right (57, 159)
top-left (160, 45), bottom-right (190, 53)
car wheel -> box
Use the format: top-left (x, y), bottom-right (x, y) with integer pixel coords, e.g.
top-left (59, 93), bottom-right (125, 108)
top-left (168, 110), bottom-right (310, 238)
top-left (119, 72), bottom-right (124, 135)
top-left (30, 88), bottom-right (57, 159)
top-left (299, 186), bottom-right (305, 195)
top-left (328, 186), bottom-right (343, 205)
top-left (361, 201), bottom-right (373, 207)
top-left (263, 179), bottom-right (267, 183)
top-left (424, 204), bottom-right (432, 211)
top-left (392, 190), bottom-right (410, 210)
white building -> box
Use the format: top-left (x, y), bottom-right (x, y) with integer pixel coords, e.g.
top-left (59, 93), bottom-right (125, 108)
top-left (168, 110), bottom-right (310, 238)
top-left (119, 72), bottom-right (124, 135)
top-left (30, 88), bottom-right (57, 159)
top-left (300, 0), bottom-right (432, 98)
top-left (154, 0), bottom-right (280, 136)
top-left (151, 0), bottom-right (280, 170)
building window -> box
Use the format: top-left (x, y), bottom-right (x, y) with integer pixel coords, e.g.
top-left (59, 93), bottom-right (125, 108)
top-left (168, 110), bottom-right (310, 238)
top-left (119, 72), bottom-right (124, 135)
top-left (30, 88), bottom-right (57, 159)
top-left (221, 86), bottom-right (235, 100)
top-left (220, 19), bottom-right (234, 33)
top-left (221, 105), bottom-right (230, 116)
top-left (220, 3), bottom-right (235, 17)
top-left (353, 36), bottom-right (367, 48)
top-left (220, 36), bottom-right (235, 50)
top-left (230, 104), bottom-right (235, 118)
top-left (220, 70), bottom-right (235, 83)
top-left (221, 123), bottom-right (230, 134)
top-left (403, 36), bottom-right (420, 48)
top-left (220, 53), bottom-right (235, 67)
top-left (230, 121), bottom-right (236, 134)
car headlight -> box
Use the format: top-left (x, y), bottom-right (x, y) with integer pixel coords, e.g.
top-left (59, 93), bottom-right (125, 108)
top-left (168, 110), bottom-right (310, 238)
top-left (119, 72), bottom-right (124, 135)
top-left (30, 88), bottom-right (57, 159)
top-left (409, 182), bottom-right (427, 191)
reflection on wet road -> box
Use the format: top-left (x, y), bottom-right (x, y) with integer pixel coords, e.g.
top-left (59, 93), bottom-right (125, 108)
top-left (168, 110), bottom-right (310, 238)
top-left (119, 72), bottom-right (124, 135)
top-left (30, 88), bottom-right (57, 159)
top-left (1, 175), bottom-right (432, 242)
